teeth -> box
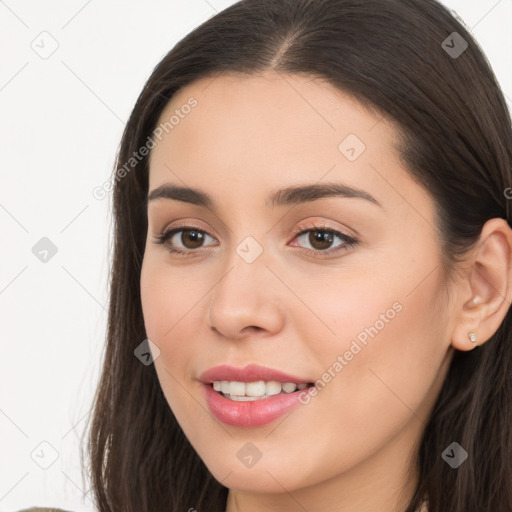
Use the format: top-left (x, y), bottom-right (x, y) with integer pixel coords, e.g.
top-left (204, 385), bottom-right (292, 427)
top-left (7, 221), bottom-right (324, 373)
top-left (266, 381), bottom-right (282, 396)
top-left (212, 380), bottom-right (309, 400)
top-left (282, 382), bottom-right (297, 393)
top-left (227, 395), bottom-right (261, 401)
top-left (230, 381), bottom-right (246, 396)
top-left (221, 381), bottom-right (230, 394)
top-left (245, 381), bottom-right (266, 396)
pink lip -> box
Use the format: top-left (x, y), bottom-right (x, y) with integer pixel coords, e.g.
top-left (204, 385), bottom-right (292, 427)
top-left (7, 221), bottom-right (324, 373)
top-left (199, 364), bottom-right (311, 384)
top-left (199, 364), bottom-right (313, 428)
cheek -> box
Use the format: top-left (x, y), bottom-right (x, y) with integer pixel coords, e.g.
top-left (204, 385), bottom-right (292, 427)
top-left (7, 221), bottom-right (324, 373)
top-left (140, 255), bottom-right (205, 343)
top-left (140, 259), bottom-right (207, 427)
top-left (287, 256), bottom-right (448, 460)
top-left (140, 258), bottom-right (194, 385)
top-left (298, 233), bottom-right (448, 379)
top-left (140, 253), bottom-right (216, 392)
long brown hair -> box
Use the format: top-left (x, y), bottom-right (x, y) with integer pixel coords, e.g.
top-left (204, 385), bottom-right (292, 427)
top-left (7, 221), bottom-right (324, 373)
top-left (82, 1), bottom-right (512, 510)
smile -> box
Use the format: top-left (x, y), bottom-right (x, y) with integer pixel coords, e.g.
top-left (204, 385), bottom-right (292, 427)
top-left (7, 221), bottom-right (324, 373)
top-left (213, 380), bottom-right (309, 401)
top-left (199, 364), bottom-right (315, 427)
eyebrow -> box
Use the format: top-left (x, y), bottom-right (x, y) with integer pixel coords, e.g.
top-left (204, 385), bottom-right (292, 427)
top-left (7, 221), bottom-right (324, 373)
top-left (146, 182), bottom-right (382, 209)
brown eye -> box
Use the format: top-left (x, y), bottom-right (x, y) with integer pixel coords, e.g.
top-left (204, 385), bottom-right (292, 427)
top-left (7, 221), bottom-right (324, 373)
top-left (306, 230), bottom-right (335, 250)
top-left (180, 229), bottom-right (206, 249)
top-left (289, 224), bottom-right (358, 258)
top-left (153, 226), bottom-right (218, 255)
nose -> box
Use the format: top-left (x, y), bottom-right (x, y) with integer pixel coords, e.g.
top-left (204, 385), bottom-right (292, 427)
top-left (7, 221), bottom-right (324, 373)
top-left (208, 245), bottom-right (285, 341)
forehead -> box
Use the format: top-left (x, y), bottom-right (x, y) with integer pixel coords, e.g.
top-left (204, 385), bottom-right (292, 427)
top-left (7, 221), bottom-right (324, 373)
top-left (151, 72), bottom-right (397, 153)
top-left (147, 72), bottom-right (408, 209)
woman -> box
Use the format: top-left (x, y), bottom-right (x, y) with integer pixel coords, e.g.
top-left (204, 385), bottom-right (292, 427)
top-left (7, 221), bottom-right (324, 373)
top-left (78, 0), bottom-right (512, 511)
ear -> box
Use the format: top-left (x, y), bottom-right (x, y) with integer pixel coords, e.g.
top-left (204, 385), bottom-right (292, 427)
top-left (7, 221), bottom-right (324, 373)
top-left (451, 217), bottom-right (512, 351)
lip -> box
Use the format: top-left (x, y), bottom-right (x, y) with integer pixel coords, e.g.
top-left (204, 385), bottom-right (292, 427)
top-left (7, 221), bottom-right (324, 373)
top-left (199, 364), bottom-right (313, 428)
top-left (199, 363), bottom-right (311, 385)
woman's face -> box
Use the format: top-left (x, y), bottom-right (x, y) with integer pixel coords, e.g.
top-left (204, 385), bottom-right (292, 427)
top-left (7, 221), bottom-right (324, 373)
top-left (140, 72), bottom-right (456, 500)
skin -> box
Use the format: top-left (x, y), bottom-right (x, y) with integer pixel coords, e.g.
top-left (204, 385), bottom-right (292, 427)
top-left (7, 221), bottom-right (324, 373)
top-left (140, 71), bottom-right (512, 512)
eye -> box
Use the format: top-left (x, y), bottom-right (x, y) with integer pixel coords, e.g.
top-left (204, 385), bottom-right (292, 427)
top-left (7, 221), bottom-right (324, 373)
top-left (152, 227), bottom-right (218, 256)
top-left (289, 223), bottom-right (358, 257)
top-left (152, 222), bottom-right (358, 258)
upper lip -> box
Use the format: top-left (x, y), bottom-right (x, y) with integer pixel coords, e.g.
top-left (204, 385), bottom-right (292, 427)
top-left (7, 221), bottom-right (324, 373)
top-left (199, 364), bottom-right (312, 384)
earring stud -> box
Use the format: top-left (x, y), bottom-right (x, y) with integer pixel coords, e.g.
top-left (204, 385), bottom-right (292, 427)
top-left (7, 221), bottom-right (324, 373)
top-left (468, 332), bottom-right (477, 343)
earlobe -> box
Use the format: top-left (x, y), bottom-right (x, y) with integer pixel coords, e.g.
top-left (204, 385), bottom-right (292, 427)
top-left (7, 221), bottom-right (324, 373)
top-left (450, 218), bottom-right (512, 352)
top-left (451, 295), bottom-right (486, 351)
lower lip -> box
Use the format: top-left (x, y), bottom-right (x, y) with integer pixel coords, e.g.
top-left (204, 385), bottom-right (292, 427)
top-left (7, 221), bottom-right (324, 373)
top-left (203, 383), bottom-right (307, 427)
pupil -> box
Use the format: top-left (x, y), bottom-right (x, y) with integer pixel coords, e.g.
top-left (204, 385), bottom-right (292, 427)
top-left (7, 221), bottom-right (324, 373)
top-left (183, 230), bottom-right (203, 248)
top-left (310, 230), bottom-right (333, 250)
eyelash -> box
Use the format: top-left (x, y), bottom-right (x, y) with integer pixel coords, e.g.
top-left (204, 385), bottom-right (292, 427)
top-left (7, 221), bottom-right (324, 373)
top-left (152, 222), bottom-right (358, 258)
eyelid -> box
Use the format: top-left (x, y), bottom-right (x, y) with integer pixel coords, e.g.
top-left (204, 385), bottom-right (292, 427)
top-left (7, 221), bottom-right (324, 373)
top-left (289, 219), bottom-right (355, 240)
top-left (157, 219), bottom-right (218, 242)
top-left (153, 218), bottom-right (358, 257)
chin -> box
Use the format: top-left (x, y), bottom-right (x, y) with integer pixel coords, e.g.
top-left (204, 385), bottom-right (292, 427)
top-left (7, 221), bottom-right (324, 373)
top-left (211, 463), bottom-right (303, 493)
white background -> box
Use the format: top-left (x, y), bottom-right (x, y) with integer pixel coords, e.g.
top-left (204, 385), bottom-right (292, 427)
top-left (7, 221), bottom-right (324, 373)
top-left (1, 1), bottom-right (511, 510)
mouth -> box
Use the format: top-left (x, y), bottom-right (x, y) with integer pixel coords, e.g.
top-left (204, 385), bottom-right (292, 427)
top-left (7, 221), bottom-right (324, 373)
top-left (199, 364), bottom-right (316, 427)
top-left (203, 381), bottom-right (315, 427)
top-left (211, 380), bottom-right (314, 401)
